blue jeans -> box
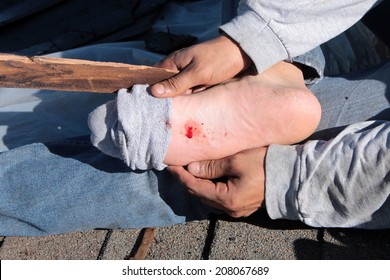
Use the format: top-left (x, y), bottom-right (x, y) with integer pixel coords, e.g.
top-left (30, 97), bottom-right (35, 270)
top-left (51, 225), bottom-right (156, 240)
top-left (1, 60), bottom-right (389, 236)
top-left (0, 138), bottom-right (216, 235)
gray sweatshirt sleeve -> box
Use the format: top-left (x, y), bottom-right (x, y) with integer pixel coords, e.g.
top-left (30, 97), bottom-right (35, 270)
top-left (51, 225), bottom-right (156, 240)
top-left (220, 0), bottom-right (380, 73)
top-left (265, 121), bottom-right (390, 229)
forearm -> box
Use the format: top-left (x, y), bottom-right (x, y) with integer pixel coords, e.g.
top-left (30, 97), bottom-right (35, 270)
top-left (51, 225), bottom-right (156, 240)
top-left (265, 120), bottom-right (390, 229)
top-left (220, 0), bottom-right (380, 73)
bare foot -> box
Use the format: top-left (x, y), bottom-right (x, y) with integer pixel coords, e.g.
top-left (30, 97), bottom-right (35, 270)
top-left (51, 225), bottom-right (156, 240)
top-left (164, 61), bottom-right (321, 165)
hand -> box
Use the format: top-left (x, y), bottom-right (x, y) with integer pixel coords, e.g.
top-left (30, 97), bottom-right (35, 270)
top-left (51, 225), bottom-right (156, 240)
top-left (169, 147), bottom-right (267, 218)
top-left (150, 34), bottom-right (252, 98)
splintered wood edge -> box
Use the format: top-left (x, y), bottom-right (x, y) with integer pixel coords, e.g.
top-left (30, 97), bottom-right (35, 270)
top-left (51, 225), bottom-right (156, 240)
top-left (0, 53), bottom-right (178, 93)
top-left (0, 53), bottom-right (177, 73)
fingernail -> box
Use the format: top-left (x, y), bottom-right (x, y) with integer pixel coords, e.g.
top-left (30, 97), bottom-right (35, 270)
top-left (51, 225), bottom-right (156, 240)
top-left (188, 162), bottom-right (200, 175)
top-left (154, 83), bottom-right (165, 95)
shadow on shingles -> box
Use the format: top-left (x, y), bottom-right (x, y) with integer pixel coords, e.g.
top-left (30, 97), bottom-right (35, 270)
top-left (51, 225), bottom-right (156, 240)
top-left (294, 229), bottom-right (390, 260)
top-left (216, 210), bottom-right (390, 260)
top-left (218, 209), bottom-right (311, 230)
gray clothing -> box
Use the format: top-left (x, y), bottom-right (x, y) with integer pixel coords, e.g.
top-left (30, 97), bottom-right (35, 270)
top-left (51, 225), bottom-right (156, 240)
top-left (220, 0), bottom-right (380, 73)
top-left (266, 120), bottom-right (390, 229)
top-left (265, 56), bottom-right (390, 229)
top-left (88, 86), bottom-right (171, 170)
top-left (220, 0), bottom-right (389, 228)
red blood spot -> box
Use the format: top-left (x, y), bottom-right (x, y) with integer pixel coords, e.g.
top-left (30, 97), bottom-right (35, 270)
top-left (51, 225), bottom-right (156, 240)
top-left (184, 120), bottom-right (201, 139)
top-left (186, 126), bottom-right (195, 138)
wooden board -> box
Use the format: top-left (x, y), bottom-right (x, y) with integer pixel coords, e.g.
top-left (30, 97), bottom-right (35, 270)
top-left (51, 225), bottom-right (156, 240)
top-left (0, 54), bottom-right (177, 93)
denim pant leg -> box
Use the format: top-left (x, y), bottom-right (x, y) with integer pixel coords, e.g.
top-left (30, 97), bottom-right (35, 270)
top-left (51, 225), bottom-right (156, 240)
top-left (309, 61), bottom-right (390, 132)
top-left (0, 137), bottom-right (215, 236)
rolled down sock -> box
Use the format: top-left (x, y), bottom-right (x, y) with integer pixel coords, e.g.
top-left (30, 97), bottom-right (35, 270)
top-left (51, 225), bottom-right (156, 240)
top-left (88, 85), bottom-right (171, 170)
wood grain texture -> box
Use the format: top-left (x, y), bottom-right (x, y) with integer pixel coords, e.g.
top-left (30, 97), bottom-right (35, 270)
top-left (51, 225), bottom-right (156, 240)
top-left (0, 54), bottom-right (177, 93)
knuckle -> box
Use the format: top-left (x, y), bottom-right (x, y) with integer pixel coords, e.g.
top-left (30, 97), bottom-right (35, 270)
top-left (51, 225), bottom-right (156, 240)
top-left (184, 180), bottom-right (200, 196)
top-left (156, 57), bottom-right (174, 69)
top-left (228, 211), bottom-right (243, 219)
top-left (225, 203), bottom-right (249, 218)
top-left (223, 197), bottom-right (240, 213)
top-left (223, 197), bottom-right (252, 218)
top-left (226, 204), bottom-right (244, 218)
top-left (166, 76), bottom-right (181, 92)
top-left (185, 186), bottom-right (197, 196)
top-left (204, 160), bottom-right (218, 178)
top-left (233, 211), bottom-right (251, 218)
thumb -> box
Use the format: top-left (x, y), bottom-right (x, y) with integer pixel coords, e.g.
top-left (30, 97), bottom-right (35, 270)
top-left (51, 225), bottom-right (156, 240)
top-left (188, 158), bottom-right (233, 179)
top-left (150, 68), bottom-right (198, 97)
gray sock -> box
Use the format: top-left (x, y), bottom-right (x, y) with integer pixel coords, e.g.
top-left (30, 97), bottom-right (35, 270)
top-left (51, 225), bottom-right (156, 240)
top-left (88, 85), bottom-right (172, 170)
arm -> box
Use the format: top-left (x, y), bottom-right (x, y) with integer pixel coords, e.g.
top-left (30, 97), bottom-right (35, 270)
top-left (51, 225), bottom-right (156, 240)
top-left (221, 0), bottom-right (380, 73)
top-left (151, 0), bottom-right (379, 97)
top-left (172, 121), bottom-right (390, 229)
top-left (266, 120), bottom-right (390, 229)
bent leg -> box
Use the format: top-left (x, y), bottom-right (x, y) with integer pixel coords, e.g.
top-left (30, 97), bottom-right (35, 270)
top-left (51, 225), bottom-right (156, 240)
top-left (0, 137), bottom-right (215, 236)
top-left (310, 61), bottom-right (390, 132)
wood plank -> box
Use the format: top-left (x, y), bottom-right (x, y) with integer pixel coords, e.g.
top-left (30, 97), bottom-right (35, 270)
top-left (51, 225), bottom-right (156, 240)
top-left (0, 54), bottom-right (177, 93)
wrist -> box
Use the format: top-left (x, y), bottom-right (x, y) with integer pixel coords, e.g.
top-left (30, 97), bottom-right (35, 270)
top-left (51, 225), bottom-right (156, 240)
top-left (218, 33), bottom-right (253, 72)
